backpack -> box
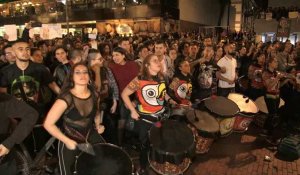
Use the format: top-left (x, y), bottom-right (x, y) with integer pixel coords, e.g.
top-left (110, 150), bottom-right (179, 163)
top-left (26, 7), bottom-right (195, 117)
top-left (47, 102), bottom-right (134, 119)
top-left (278, 135), bottom-right (300, 160)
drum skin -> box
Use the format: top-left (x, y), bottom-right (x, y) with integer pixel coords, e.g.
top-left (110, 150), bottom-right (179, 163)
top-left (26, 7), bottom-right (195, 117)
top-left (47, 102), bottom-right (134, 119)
top-left (204, 96), bottom-right (239, 117)
top-left (186, 110), bottom-right (219, 153)
top-left (149, 120), bottom-right (195, 165)
top-left (186, 110), bottom-right (219, 138)
top-left (227, 93), bottom-right (258, 114)
top-left (74, 143), bottom-right (133, 175)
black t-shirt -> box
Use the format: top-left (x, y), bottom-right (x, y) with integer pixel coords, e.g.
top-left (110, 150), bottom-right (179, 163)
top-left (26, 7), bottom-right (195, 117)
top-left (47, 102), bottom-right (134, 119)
top-left (193, 59), bottom-right (217, 90)
top-left (0, 61), bottom-right (54, 101)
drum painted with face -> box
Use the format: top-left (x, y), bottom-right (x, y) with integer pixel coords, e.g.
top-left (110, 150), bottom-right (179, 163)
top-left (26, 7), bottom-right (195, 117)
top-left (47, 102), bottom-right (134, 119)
top-left (73, 143), bottom-right (133, 175)
top-left (202, 96), bottom-right (239, 137)
top-left (149, 120), bottom-right (195, 175)
top-left (227, 93), bottom-right (259, 132)
top-left (254, 96), bottom-right (285, 127)
top-left (186, 110), bottom-right (219, 154)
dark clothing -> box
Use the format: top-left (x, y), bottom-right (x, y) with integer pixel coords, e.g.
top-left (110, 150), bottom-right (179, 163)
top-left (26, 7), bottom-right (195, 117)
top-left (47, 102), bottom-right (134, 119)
top-left (0, 159), bottom-right (17, 175)
top-left (57, 130), bottom-right (105, 175)
top-left (263, 94), bottom-right (280, 136)
top-left (0, 93), bottom-right (38, 150)
top-left (0, 93), bottom-right (38, 174)
top-left (0, 61), bottom-right (54, 97)
top-left (57, 91), bottom-right (104, 175)
top-left (53, 63), bottom-right (72, 87)
top-left (192, 60), bottom-right (217, 101)
top-left (217, 87), bottom-right (235, 97)
top-left (134, 118), bottom-right (153, 169)
top-left (0, 61), bottom-right (8, 70)
top-left (262, 69), bottom-right (281, 137)
top-left (58, 91), bottom-right (97, 143)
top-left (239, 55), bottom-right (252, 77)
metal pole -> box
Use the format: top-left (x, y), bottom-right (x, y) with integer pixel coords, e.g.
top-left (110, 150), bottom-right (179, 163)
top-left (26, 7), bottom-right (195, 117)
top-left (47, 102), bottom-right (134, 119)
top-left (66, 0), bottom-right (69, 35)
top-left (227, 1), bottom-right (231, 33)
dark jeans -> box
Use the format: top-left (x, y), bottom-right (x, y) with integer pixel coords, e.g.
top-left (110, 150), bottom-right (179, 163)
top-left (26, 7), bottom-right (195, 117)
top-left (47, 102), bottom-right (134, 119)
top-left (263, 95), bottom-right (280, 136)
top-left (133, 115), bottom-right (154, 169)
top-left (217, 87), bottom-right (235, 97)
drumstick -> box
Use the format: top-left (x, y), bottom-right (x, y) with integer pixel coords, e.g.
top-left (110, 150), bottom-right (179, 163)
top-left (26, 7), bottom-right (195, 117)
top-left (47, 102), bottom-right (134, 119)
top-left (193, 110), bottom-right (199, 122)
top-left (141, 118), bottom-right (155, 124)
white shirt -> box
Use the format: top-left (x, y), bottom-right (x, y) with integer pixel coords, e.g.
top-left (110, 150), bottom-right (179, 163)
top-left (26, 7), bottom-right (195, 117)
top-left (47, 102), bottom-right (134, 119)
top-left (217, 55), bottom-right (237, 88)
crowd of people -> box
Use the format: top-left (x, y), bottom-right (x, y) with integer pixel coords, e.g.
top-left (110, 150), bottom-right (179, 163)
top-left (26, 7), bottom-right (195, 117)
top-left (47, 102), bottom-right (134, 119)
top-left (0, 23), bottom-right (300, 175)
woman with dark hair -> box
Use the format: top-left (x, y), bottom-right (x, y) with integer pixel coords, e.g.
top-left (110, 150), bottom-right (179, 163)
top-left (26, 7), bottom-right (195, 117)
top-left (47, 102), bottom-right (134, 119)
top-left (121, 54), bottom-right (176, 174)
top-left (109, 47), bottom-right (139, 146)
top-left (261, 57), bottom-right (284, 145)
top-left (248, 52), bottom-right (266, 100)
top-left (214, 46), bottom-right (224, 63)
top-left (169, 60), bottom-right (192, 105)
top-left (44, 63), bottom-right (105, 175)
top-left (53, 46), bottom-right (71, 87)
top-left (99, 43), bottom-right (112, 67)
top-left (168, 59), bottom-right (192, 120)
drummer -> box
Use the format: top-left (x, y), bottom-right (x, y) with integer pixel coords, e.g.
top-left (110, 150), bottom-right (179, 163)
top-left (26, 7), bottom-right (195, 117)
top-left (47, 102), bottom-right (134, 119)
top-left (168, 59), bottom-right (192, 120)
top-left (121, 54), bottom-right (177, 174)
top-left (216, 43), bottom-right (238, 97)
top-left (248, 52), bottom-right (266, 100)
top-left (191, 46), bottom-right (217, 102)
top-left (261, 57), bottom-right (284, 145)
top-left (43, 63), bottom-right (105, 175)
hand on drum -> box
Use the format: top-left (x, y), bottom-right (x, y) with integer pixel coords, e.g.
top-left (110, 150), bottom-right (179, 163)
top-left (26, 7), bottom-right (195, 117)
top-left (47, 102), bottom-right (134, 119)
top-left (65, 139), bottom-right (78, 150)
top-left (96, 124), bottom-right (105, 134)
top-left (131, 110), bottom-right (140, 120)
top-left (0, 144), bottom-right (10, 156)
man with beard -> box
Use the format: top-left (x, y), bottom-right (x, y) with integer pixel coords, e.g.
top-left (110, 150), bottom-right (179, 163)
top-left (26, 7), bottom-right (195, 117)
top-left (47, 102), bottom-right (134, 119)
top-left (154, 40), bottom-right (173, 82)
top-left (0, 93), bottom-right (38, 174)
top-left (0, 39), bottom-right (60, 166)
top-left (216, 43), bottom-right (237, 97)
top-left (0, 39), bottom-right (60, 116)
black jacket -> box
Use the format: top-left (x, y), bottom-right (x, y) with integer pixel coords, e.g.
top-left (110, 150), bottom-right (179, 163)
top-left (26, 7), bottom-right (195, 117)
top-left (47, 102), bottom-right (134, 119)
top-left (0, 93), bottom-right (38, 150)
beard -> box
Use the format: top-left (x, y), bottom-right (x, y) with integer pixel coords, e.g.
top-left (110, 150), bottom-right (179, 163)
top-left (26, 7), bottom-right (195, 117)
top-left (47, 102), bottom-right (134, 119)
top-left (17, 57), bottom-right (30, 62)
top-left (228, 51), bottom-right (236, 57)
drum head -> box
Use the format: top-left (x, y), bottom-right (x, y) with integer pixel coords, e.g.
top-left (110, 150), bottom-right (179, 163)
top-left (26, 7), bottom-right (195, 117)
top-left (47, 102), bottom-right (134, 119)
top-left (149, 120), bottom-right (194, 153)
top-left (204, 96), bottom-right (239, 117)
top-left (149, 120), bottom-right (195, 164)
top-left (228, 93), bottom-right (259, 114)
top-left (186, 110), bottom-right (219, 133)
top-left (75, 143), bottom-right (133, 175)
